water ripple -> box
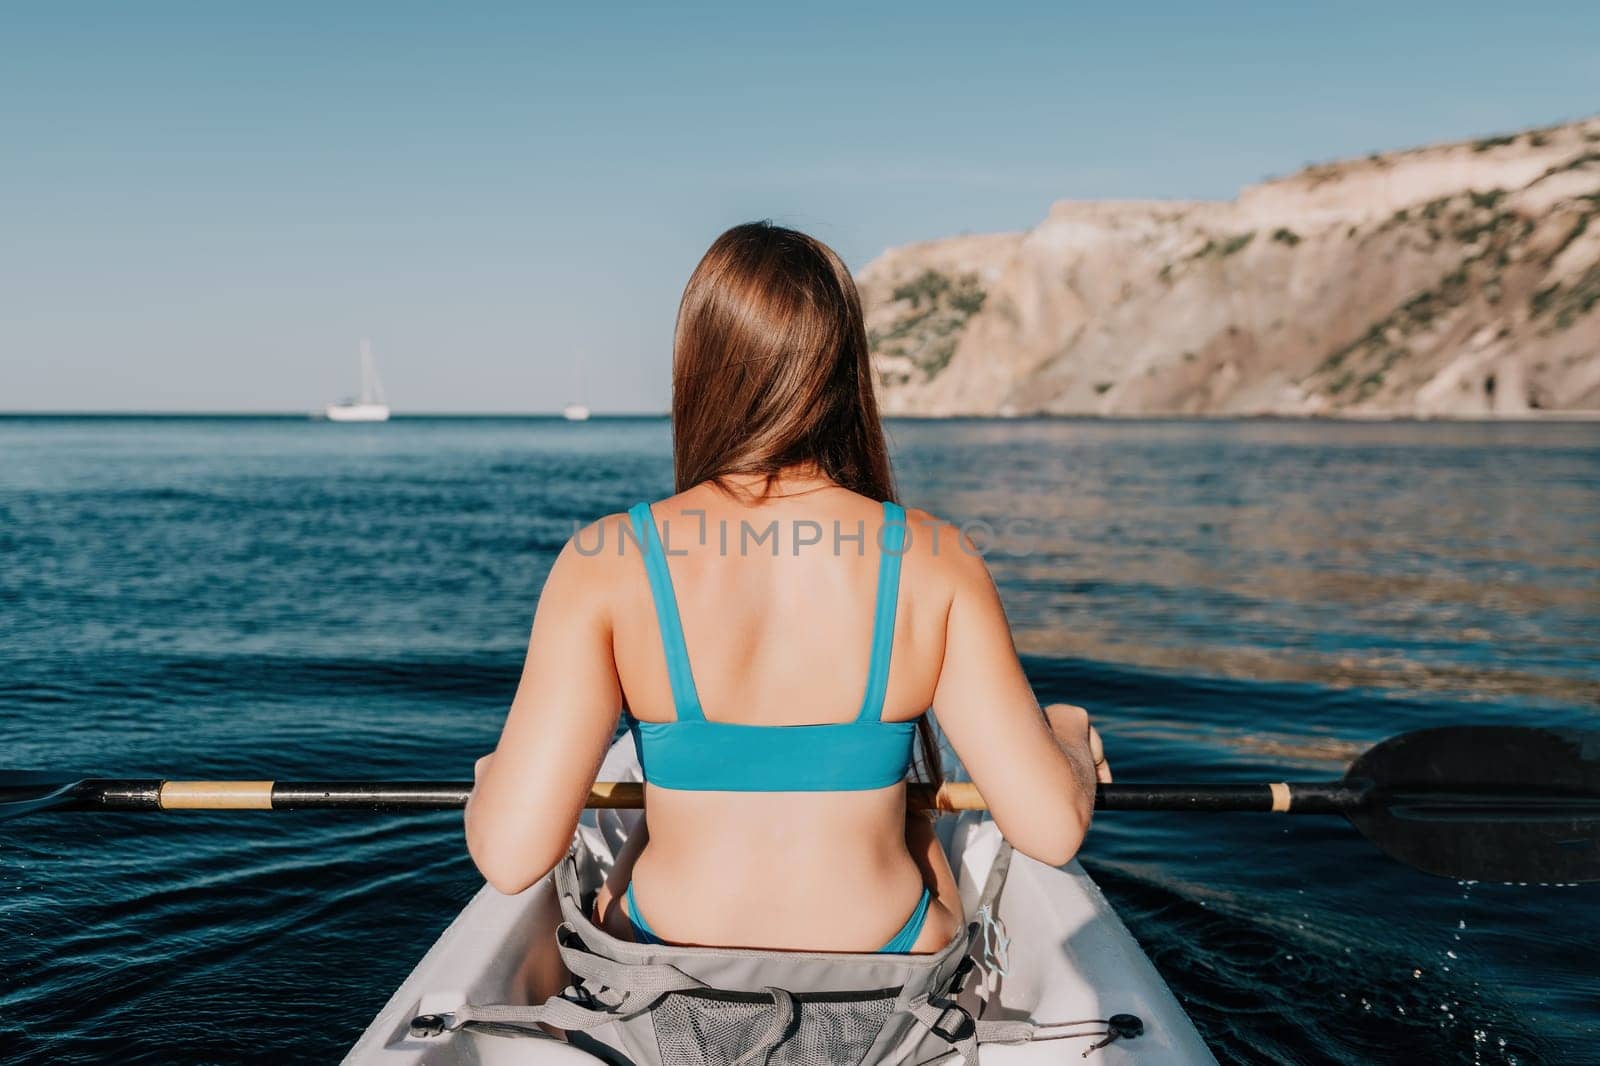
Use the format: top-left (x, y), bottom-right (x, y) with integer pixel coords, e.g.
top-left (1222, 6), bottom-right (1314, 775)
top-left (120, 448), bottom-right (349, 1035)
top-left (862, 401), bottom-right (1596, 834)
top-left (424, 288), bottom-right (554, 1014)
top-left (2, 415), bottom-right (1596, 1064)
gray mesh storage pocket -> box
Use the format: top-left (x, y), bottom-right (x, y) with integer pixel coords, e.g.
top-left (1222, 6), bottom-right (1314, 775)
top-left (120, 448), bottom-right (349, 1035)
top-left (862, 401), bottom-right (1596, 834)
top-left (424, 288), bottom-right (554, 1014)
top-left (419, 842), bottom-right (1020, 1065)
top-left (652, 988), bottom-right (899, 1066)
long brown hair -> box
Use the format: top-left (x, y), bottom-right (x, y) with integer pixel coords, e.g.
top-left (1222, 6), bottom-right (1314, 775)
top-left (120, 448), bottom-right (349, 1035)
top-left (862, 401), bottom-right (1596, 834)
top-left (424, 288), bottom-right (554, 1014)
top-left (670, 221), bottom-right (942, 785)
top-left (672, 221), bottom-right (894, 501)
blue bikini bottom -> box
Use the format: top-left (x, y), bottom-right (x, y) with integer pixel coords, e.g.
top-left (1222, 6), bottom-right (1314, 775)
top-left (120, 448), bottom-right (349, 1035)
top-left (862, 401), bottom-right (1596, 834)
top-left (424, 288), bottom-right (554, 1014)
top-left (624, 881), bottom-right (932, 954)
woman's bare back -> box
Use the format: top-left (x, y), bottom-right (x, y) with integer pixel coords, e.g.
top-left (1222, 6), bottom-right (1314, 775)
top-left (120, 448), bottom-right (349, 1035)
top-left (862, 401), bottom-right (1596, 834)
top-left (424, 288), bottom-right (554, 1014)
top-left (597, 478), bottom-right (961, 951)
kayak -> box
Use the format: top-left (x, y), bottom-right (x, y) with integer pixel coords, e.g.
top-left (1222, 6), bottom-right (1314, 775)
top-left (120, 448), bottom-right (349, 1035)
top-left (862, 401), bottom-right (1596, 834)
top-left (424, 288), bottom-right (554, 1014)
top-left (345, 739), bottom-right (1217, 1064)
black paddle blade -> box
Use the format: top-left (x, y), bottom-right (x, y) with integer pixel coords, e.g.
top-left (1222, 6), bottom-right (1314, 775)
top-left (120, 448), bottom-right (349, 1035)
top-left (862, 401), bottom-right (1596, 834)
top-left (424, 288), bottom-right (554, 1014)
top-left (1346, 726), bottom-right (1600, 884)
top-left (0, 772), bottom-right (86, 821)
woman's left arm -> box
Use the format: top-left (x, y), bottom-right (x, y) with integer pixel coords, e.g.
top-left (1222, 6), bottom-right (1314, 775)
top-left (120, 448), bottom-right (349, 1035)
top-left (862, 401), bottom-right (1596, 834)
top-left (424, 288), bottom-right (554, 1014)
top-left (466, 531), bottom-right (623, 894)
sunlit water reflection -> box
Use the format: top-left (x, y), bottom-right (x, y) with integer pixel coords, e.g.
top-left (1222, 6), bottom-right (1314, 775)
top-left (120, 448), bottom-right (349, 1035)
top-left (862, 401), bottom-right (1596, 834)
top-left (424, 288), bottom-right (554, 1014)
top-left (1, 416), bottom-right (1595, 1064)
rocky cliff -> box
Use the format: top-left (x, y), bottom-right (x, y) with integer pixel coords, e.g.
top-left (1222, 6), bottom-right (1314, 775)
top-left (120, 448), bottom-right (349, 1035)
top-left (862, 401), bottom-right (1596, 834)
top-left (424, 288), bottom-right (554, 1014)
top-left (863, 117), bottom-right (1600, 416)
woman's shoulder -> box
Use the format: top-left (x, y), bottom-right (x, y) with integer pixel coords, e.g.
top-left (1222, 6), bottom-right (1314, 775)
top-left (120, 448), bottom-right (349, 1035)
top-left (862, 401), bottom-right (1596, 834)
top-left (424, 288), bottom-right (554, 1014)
top-left (898, 504), bottom-right (995, 591)
top-left (548, 510), bottom-right (644, 587)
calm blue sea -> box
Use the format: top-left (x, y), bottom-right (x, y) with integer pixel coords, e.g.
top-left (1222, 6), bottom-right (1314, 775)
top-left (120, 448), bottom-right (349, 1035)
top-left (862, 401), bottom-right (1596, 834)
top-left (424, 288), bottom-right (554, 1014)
top-left (1, 416), bottom-right (1596, 1065)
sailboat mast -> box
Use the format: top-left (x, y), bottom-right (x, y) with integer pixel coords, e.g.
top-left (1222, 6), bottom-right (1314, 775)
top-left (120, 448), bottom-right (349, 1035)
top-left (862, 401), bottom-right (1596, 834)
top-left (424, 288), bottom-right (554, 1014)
top-left (359, 339), bottom-right (386, 406)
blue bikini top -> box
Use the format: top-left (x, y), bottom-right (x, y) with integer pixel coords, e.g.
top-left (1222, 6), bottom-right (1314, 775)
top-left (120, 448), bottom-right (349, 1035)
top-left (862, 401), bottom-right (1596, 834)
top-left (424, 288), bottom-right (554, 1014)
top-left (623, 499), bottom-right (918, 792)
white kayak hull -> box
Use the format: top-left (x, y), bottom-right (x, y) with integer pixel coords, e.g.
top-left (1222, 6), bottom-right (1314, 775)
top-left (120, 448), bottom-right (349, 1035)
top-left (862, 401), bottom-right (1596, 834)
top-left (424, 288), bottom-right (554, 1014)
top-left (346, 741), bottom-right (1216, 1064)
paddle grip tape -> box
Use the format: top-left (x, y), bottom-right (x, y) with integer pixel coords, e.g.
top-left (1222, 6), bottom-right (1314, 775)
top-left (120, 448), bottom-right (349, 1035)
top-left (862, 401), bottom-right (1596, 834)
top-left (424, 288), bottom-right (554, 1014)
top-left (1269, 782), bottom-right (1291, 813)
top-left (160, 781), bottom-right (274, 809)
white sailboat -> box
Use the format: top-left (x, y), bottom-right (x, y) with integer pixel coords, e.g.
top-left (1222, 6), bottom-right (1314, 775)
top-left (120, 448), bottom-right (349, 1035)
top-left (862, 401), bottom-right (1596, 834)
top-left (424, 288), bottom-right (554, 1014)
top-left (323, 339), bottom-right (391, 423)
top-left (562, 354), bottom-right (591, 421)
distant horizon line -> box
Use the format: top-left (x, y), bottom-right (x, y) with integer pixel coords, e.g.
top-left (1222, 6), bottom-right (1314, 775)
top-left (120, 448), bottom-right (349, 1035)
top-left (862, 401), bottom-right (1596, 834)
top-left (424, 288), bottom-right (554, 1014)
top-left (0, 410), bottom-right (671, 419)
top-left (3, 410), bottom-right (1599, 424)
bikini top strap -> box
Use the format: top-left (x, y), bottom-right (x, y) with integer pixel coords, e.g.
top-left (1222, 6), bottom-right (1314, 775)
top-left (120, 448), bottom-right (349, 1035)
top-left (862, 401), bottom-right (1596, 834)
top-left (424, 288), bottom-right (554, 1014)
top-left (627, 502), bottom-right (705, 722)
top-left (856, 500), bottom-right (907, 723)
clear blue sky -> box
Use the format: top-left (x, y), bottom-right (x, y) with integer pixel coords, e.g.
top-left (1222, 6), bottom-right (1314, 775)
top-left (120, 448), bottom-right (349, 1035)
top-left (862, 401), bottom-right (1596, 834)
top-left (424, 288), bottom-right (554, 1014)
top-left (3, 2), bottom-right (1596, 412)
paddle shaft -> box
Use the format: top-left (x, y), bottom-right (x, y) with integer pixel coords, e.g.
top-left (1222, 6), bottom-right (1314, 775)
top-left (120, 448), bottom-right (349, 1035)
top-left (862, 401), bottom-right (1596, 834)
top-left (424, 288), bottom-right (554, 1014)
top-left (53, 779), bottom-right (1369, 814)
top-left (15, 727), bottom-right (1595, 884)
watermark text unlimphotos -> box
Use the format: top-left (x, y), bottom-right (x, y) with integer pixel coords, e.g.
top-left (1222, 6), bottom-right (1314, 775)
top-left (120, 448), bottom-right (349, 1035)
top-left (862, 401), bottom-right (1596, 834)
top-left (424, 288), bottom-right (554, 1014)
top-left (571, 511), bottom-right (1039, 558)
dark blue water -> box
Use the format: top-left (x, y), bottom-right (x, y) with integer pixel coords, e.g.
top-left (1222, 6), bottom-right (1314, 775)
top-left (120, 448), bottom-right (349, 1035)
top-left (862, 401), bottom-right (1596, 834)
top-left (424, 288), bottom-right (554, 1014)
top-left (2, 416), bottom-right (1596, 1065)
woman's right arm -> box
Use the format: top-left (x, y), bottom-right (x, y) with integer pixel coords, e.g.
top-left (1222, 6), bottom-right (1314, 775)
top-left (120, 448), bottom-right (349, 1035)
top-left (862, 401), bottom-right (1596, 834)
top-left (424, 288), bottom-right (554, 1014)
top-left (930, 538), bottom-right (1100, 866)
